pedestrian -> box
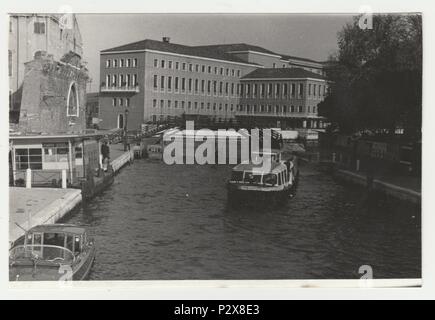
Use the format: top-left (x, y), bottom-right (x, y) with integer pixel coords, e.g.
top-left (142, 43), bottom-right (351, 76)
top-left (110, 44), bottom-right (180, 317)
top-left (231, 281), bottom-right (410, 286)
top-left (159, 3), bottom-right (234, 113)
top-left (101, 140), bottom-right (110, 172)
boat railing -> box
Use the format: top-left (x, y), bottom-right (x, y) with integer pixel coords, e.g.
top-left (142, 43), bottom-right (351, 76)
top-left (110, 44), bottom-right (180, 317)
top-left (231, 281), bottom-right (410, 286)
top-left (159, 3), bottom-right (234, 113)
top-left (9, 244), bottom-right (75, 264)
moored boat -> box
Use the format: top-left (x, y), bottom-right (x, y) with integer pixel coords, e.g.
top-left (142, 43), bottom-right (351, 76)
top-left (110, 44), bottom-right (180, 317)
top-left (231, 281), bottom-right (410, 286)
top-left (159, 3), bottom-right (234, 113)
top-left (9, 224), bottom-right (96, 281)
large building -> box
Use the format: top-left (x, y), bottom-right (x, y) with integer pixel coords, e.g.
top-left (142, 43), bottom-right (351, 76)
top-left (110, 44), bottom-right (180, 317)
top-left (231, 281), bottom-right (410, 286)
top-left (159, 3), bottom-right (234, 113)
top-left (8, 13), bottom-right (83, 122)
top-left (86, 92), bottom-right (100, 129)
top-left (98, 37), bottom-right (328, 131)
top-left (236, 68), bottom-right (328, 130)
top-left (8, 14), bottom-right (103, 189)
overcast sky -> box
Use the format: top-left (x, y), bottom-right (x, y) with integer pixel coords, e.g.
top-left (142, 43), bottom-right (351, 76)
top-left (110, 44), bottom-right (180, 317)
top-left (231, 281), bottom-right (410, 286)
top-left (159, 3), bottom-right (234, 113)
top-left (76, 14), bottom-right (354, 92)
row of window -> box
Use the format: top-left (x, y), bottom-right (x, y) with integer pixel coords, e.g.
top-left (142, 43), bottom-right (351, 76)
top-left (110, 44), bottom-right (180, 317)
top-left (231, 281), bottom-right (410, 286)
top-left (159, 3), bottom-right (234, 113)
top-left (239, 104), bottom-right (318, 114)
top-left (152, 75), bottom-right (327, 100)
top-left (153, 75), bottom-right (241, 97)
top-left (105, 58), bottom-right (138, 68)
top-left (240, 82), bottom-right (327, 99)
top-left (112, 97), bottom-right (131, 107)
top-left (152, 99), bottom-right (236, 112)
top-left (104, 74), bottom-right (138, 87)
top-left (14, 145), bottom-right (83, 170)
top-left (153, 59), bottom-right (242, 77)
top-left (150, 115), bottom-right (232, 123)
top-left (149, 100), bottom-right (318, 114)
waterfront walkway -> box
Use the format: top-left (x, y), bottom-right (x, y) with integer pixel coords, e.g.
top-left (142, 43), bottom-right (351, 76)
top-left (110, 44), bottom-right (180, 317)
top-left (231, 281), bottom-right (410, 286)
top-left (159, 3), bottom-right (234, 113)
top-left (9, 187), bottom-right (82, 244)
top-left (109, 143), bottom-right (128, 161)
top-left (109, 143), bottom-right (134, 172)
top-left (334, 168), bottom-right (421, 204)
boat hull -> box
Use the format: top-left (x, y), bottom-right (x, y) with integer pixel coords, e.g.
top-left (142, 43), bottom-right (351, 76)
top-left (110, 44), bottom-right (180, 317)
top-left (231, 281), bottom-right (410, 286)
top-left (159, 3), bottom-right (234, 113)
top-left (9, 244), bottom-right (96, 281)
top-left (227, 183), bottom-right (295, 206)
top-left (72, 244), bottom-right (96, 281)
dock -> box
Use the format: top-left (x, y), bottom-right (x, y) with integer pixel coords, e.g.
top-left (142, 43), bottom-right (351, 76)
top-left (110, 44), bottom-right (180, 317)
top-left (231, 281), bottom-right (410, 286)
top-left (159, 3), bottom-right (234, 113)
top-left (9, 143), bottom-right (139, 245)
top-left (9, 187), bottom-right (82, 245)
top-left (109, 143), bottom-right (135, 173)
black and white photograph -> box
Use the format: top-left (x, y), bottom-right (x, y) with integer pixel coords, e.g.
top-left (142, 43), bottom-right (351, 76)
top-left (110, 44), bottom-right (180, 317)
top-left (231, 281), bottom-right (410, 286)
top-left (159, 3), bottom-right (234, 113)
top-left (2, 0), bottom-right (433, 302)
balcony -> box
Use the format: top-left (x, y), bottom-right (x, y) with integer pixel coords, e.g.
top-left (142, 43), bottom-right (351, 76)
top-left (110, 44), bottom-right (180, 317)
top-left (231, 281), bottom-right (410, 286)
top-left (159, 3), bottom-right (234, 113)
top-left (100, 85), bottom-right (139, 93)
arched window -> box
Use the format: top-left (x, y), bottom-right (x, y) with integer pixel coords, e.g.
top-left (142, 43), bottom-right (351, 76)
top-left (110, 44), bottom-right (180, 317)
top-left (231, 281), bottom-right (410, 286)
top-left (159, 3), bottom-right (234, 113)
top-left (118, 114), bottom-right (124, 129)
top-left (67, 82), bottom-right (79, 117)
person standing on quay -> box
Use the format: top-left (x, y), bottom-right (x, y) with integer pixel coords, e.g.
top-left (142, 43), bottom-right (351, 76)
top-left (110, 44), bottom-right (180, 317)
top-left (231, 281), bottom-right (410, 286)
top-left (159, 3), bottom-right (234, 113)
top-left (101, 140), bottom-right (110, 172)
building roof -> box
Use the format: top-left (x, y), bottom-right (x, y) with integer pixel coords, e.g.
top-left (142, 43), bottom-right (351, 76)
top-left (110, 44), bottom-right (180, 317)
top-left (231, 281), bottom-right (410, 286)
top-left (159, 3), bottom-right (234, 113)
top-left (241, 67), bottom-right (327, 80)
top-left (9, 132), bottom-right (104, 141)
top-left (193, 43), bottom-right (280, 56)
top-left (101, 39), bottom-right (259, 65)
top-left (280, 54), bottom-right (322, 64)
top-left (101, 39), bottom-right (328, 68)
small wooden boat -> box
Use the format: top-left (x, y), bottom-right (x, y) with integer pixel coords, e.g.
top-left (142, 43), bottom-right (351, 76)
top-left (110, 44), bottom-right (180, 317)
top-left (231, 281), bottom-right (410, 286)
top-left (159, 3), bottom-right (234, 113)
top-left (9, 224), bottom-right (96, 281)
top-left (227, 149), bottom-right (299, 204)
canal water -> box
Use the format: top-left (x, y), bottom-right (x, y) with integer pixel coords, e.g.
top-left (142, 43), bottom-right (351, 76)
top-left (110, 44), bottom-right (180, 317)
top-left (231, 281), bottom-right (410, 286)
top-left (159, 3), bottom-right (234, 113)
top-left (65, 160), bottom-right (421, 280)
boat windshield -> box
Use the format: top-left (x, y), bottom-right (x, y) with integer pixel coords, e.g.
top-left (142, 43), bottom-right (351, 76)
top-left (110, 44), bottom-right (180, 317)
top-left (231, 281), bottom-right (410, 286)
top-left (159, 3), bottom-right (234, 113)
top-left (263, 173), bottom-right (278, 186)
top-left (10, 245), bottom-right (75, 264)
top-left (231, 171), bottom-right (244, 182)
top-left (243, 172), bottom-right (262, 184)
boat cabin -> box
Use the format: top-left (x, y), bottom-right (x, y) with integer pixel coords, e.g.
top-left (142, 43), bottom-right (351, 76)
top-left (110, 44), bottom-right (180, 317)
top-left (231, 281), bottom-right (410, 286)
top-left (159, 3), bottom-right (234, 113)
top-left (229, 162), bottom-right (293, 188)
top-left (228, 148), bottom-right (298, 189)
top-left (10, 224), bottom-right (90, 264)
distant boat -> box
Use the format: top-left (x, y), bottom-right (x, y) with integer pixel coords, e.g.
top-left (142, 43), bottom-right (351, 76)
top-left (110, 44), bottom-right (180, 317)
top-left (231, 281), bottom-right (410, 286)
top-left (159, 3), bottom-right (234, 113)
top-left (146, 144), bottom-right (164, 160)
top-left (9, 224), bottom-right (96, 281)
top-left (227, 149), bottom-right (299, 204)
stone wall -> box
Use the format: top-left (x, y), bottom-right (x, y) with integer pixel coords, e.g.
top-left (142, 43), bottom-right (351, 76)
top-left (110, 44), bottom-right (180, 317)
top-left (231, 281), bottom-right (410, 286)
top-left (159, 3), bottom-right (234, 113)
top-left (18, 51), bottom-right (88, 134)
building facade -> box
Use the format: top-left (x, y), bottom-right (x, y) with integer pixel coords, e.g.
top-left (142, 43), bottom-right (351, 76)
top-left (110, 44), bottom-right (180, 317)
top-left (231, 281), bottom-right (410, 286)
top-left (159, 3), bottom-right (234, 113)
top-left (98, 39), bottom-right (260, 130)
top-left (18, 51), bottom-right (88, 135)
top-left (236, 68), bottom-right (329, 130)
top-left (86, 92), bottom-right (100, 129)
top-left (98, 38), bottom-right (328, 131)
top-left (8, 14), bottom-right (106, 189)
top-left (10, 51), bottom-right (100, 188)
top-left (9, 13), bottom-right (83, 122)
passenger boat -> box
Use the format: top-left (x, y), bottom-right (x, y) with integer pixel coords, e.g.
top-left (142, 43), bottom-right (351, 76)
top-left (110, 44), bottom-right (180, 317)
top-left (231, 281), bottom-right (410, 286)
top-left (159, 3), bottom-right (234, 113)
top-left (9, 224), bottom-right (96, 281)
top-left (227, 149), bottom-right (299, 204)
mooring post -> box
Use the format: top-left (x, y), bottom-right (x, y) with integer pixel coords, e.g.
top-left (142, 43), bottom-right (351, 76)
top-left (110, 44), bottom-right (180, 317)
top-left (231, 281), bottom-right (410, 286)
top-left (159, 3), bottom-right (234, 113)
top-left (62, 169), bottom-right (67, 189)
top-left (356, 159), bottom-right (360, 171)
top-left (26, 168), bottom-right (32, 189)
top-left (332, 152), bottom-right (336, 163)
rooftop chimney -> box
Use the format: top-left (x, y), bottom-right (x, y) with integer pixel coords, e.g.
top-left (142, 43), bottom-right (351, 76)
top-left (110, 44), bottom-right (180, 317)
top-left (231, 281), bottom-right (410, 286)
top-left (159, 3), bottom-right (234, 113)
top-left (162, 37), bottom-right (170, 43)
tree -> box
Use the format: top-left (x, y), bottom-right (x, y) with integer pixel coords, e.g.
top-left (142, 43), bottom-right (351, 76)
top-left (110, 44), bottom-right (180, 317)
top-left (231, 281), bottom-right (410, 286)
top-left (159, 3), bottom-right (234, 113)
top-left (318, 14), bottom-right (422, 138)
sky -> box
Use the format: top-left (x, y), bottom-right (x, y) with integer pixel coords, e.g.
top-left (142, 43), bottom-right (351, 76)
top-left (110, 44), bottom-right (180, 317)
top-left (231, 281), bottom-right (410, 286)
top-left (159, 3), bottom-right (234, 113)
top-left (76, 14), bottom-right (355, 92)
